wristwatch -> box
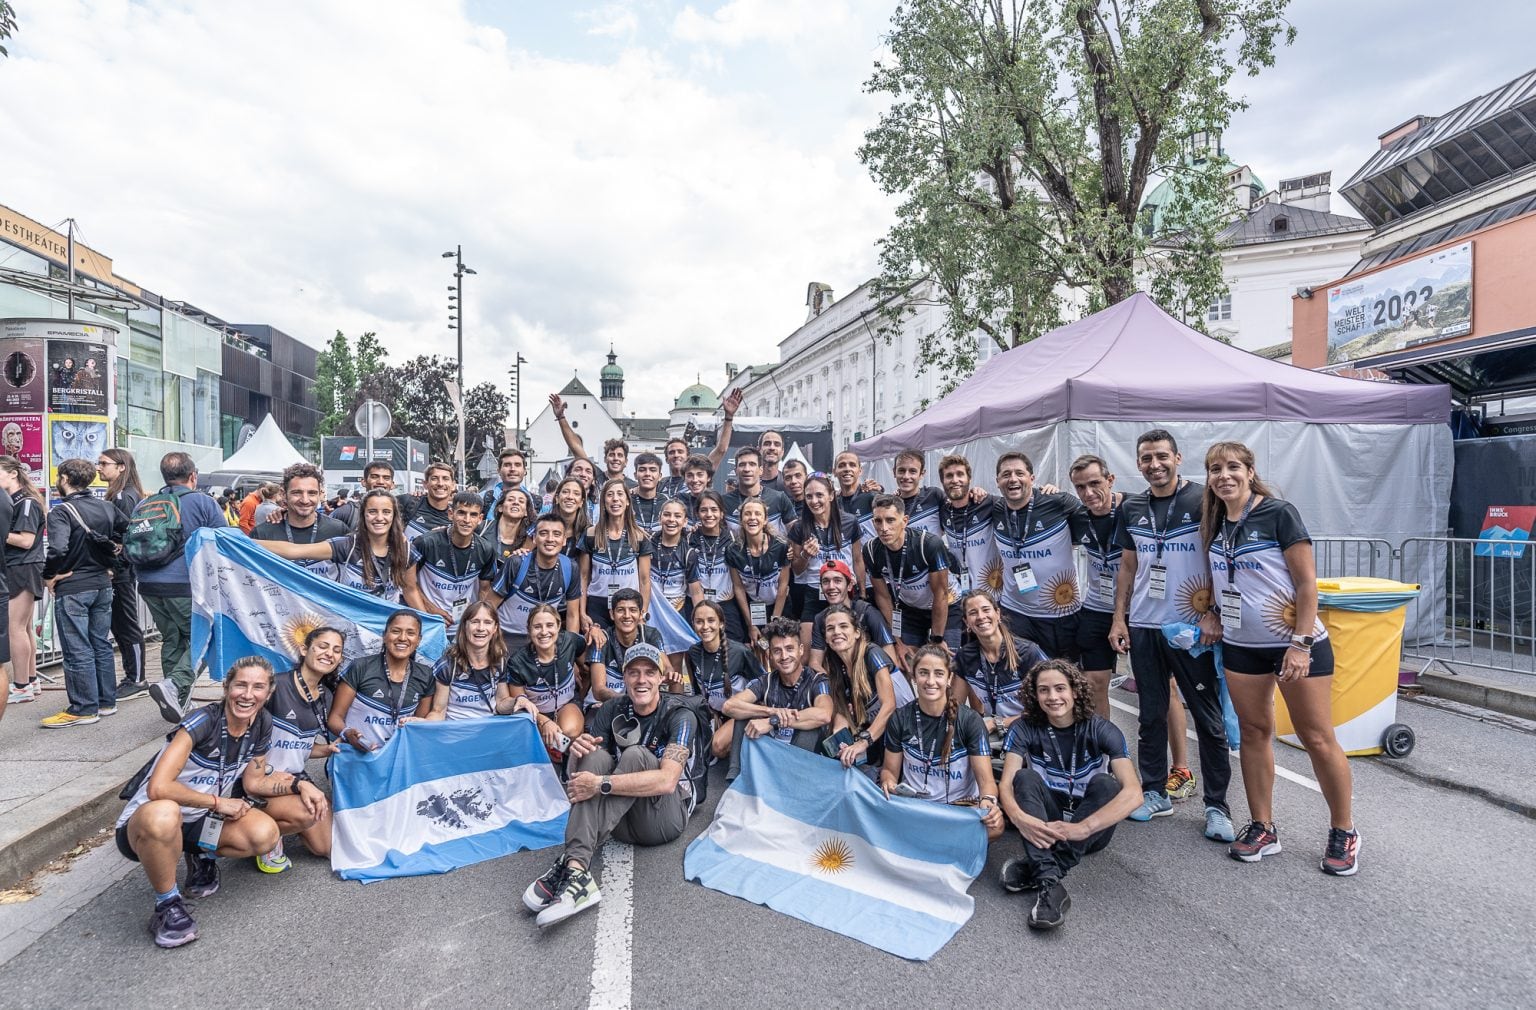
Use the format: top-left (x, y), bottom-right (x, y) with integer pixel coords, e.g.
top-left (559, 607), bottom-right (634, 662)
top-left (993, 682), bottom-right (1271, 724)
top-left (599, 776), bottom-right (613, 795)
top-left (1290, 634), bottom-right (1315, 650)
top-left (927, 634), bottom-right (945, 645)
top-left (768, 714), bottom-right (782, 731)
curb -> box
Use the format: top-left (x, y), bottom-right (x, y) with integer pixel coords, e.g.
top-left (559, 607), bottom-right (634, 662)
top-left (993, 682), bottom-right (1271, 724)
top-left (0, 740), bottom-right (163, 890)
top-left (1417, 670), bottom-right (1536, 722)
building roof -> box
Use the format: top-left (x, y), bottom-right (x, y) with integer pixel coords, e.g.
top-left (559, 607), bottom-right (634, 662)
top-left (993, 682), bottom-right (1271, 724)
top-left (617, 416), bottom-right (671, 442)
top-left (1253, 339), bottom-right (1293, 360)
top-left (1349, 188), bottom-right (1536, 276)
top-left (560, 375), bottom-right (594, 397)
top-left (673, 381), bottom-right (720, 410)
top-left (600, 348), bottom-right (623, 380)
top-left (1215, 201), bottom-right (1370, 247)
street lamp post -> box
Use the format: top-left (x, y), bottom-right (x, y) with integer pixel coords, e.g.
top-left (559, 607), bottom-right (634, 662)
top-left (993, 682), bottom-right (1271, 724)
top-left (510, 352), bottom-right (527, 450)
top-left (443, 246), bottom-right (477, 486)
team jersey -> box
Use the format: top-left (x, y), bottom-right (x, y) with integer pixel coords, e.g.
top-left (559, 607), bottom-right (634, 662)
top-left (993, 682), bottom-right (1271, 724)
top-left (1207, 496), bottom-right (1327, 648)
top-left (432, 655), bottom-right (504, 720)
top-left (404, 498), bottom-right (453, 543)
top-left (688, 529), bottom-right (734, 604)
top-left (722, 487), bottom-right (796, 537)
top-left (584, 694), bottom-right (708, 804)
top-left (8, 491), bottom-right (44, 565)
top-left (956, 636), bottom-right (1049, 719)
top-left (827, 644), bottom-right (900, 729)
top-left (810, 599), bottom-right (894, 652)
top-left (586, 625), bottom-right (665, 706)
top-left (785, 514), bottom-right (862, 587)
top-left (899, 486), bottom-right (946, 535)
top-left (1078, 497), bottom-right (1124, 614)
top-left (727, 539), bottom-right (790, 608)
top-left (759, 472), bottom-right (787, 495)
top-left (410, 529), bottom-right (499, 635)
top-left (580, 528), bottom-right (652, 599)
top-left (1004, 715), bottom-right (1127, 800)
top-left (658, 475), bottom-right (689, 502)
top-left (490, 552), bottom-right (581, 636)
top-left (864, 529), bottom-right (951, 612)
top-left (650, 538), bottom-right (700, 606)
top-left (117, 704), bottom-right (272, 827)
top-left (339, 654), bottom-right (436, 750)
top-left (327, 536), bottom-right (404, 604)
top-left (939, 497), bottom-right (999, 597)
top-left (839, 490), bottom-right (877, 542)
top-left (882, 702), bottom-right (989, 803)
top-left (507, 631), bottom-right (587, 714)
top-left (630, 493), bottom-right (663, 536)
top-left (1115, 481), bottom-right (1210, 629)
top-left (252, 515), bottom-right (349, 580)
top-left (687, 639), bottom-right (762, 711)
top-left (743, 669), bottom-right (831, 742)
top-left (265, 671), bottom-right (333, 774)
top-left (487, 526), bottom-right (533, 565)
top-left (989, 491), bottom-right (1090, 619)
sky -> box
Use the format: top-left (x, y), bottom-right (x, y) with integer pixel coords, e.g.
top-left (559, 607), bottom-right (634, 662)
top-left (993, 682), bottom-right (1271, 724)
top-left (1, 0), bottom-right (1532, 423)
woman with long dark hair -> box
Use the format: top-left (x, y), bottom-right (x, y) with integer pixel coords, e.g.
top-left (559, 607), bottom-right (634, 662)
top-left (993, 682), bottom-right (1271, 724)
top-left (689, 490), bottom-right (738, 639)
top-left (821, 603), bottom-right (901, 774)
top-left (727, 498), bottom-right (789, 650)
top-left (424, 600), bottom-right (508, 721)
top-left (327, 610), bottom-right (435, 751)
top-left (787, 475), bottom-right (864, 646)
top-left (0, 457), bottom-right (46, 706)
top-left (686, 598), bottom-right (762, 760)
top-left (956, 591), bottom-right (1048, 737)
top-left (491, 487), bottom-right (537, 563)
top-left (259, 489), bottom-right (412, 604)
top-left (502, 602), bottom-right (589, 754)
top-left (549, 477), bottom-right (592, 559)
top-left (260, 626), bottom-right (346, 869)
top-left (97, 447), bottom-right (148, 699)
top-left (579, 477), bottom-right (652, 630)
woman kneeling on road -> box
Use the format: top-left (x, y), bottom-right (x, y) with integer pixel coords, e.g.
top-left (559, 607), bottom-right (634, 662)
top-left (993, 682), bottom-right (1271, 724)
top-left (115, 657), bottom-right (329, 948)
top-left (997, 659), bottom-right (1141, 931)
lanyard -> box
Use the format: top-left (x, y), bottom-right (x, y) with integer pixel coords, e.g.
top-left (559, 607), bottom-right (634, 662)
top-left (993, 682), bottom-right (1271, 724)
top-left (1084, 495), bottom-right (1121, 558)
top-left (284, 520), bottom-right (320, 544)
top-left (744, 537), bottom-right (777, 579)
top-left (1219, 493), bottom-right (1258, 586)
top-left (461, 663), bottom-right (498, 714)
top-left (293, 671), bottom-right (333, 742)
top-left (385, 667), bottom-right (412, 722)
top-left (1005, 496), bottom-right (1037, 549)
top-left (601, 528), bottom-right (627, 571)
top-left (213, 713), bottom-right (257, 798)
top-left (978, 642), bottom-right (1008, 710)
top-left (913, 706), bottom-right (952, 801)
top-left (1046, 723), bottom-right (1080, 797)
top-left (443, 539), bottom-right (475, 581)
top-left (1147, 481), bottom-right (1184, 560)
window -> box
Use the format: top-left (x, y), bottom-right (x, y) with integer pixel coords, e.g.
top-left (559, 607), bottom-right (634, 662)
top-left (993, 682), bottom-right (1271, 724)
top-left (1207, 293), bottom-right (1232, 321)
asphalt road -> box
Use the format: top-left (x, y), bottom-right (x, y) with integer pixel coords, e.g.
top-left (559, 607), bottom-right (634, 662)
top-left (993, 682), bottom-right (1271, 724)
top-left (2, 692), bottom-right (1534, 1009)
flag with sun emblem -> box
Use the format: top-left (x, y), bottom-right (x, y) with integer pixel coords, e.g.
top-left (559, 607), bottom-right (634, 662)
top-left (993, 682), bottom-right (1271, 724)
top-left (684, 737), bottom-right (988, 960)
top-left (187, 527), bottom-right (447, 681)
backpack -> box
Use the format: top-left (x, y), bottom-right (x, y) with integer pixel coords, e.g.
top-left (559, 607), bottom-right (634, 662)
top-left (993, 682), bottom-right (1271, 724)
top-left (56, 501), bottom-right (120, 569)
top-left (123, 487), bottom-right (190, 568)
top-left (659, 692), bottom-right (714, 807)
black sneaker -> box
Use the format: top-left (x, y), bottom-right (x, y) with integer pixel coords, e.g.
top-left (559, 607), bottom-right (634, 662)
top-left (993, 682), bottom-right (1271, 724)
top-left (183, 853), bottom-right (219, 899)
top-left (1027, 879), bottom-right (1070, 930)
top-left (535, 867), bottom-right (601, 928)
top-left (150, 896), bottom-right (198, 948)
top-left (999, 858), bottom-right (1040, 893)
top-left (115, 679), bottom-right (150, 702)
top-left (149, 681), bottom-right (185, 724)
top-left (522, 856), bottom-right (569, 913)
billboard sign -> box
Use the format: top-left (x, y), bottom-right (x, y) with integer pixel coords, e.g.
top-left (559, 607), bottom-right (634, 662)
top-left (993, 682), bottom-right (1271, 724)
top-left (1326, 241), bottom-right (1472, 363)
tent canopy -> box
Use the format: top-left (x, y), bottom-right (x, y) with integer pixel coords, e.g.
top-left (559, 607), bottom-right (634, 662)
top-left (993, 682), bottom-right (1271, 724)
top-left (854, 293), bottom-right (1450, 457)
top-left (219, 414), bottom-right (306, 474)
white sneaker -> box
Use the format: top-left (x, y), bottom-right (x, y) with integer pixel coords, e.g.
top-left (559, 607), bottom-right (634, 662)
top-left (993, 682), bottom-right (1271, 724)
top-left (7, 685), bottom-right (34, 704)
top-left (535, 867), bottom-right (601, 928)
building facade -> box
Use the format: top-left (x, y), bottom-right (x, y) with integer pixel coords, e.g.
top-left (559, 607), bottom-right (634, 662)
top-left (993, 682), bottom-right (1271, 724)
top-left (220, 322), bottom-right (320, 459)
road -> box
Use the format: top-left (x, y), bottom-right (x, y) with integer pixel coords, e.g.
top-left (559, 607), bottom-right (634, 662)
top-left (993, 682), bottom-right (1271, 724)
top-left (2, 691), bottom-right (1533, 1009)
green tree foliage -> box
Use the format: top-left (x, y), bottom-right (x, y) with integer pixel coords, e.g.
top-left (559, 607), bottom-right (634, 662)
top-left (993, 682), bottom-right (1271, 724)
top-left (0, 2), bottom-right (17, 58)
top-left (465, 381), bottom-right (511, 461)
top-left (386, 354), bottom-right (458, 465)
top-left (860, 0), bottom-right (1293, 390)
top-left (313, 330), bottom-right (356, 436)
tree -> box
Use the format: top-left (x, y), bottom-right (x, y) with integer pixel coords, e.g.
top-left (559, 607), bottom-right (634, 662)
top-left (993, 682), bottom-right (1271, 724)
top-left (0, 2), bottom-right (17, 58)
top-left (859, 0), bottom-right (1293, 390)
top-left (386, 354), bottom-right (458, 464)
top-left (465, 382), bottom-right (511, 461)
top-left (313, 330), bottom-right (356, 436)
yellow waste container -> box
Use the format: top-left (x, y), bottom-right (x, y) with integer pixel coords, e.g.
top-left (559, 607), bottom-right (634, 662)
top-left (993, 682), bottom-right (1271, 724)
top-left (1275, 577), bottom-right (1421, 758)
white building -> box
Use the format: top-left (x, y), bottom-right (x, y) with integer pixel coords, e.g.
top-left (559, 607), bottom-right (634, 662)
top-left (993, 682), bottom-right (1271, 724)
top-left (524, 351), bottom-right (684, 481)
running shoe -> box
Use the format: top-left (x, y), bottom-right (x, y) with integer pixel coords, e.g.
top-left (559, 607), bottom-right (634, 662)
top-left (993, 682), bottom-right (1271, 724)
top-left (149, 681), bottom-right (185, 724)
top-left (999, 858), bottom-right (1039, 893)
top-left (522, 856), bottom-right (570, 913)
top-left (150, 896), bottom-right (198, 949)
top-left (40, 711), bottom-right (99, 729)
top-left (98, 705), bottom-right (118, 717)
top-left (1109, 673), bottom-right (1130, 690)
top-left (1204, 806), bottom-right (1236, 843)
top-left (1128, 790), bottom-right (1173, 821)
top-left (115, 679), bottom-right (150, 702)
top-left (1165, 766), bottom-right (1197, 801)
top-left (1027, 880), bottom-right (1070, 930)
top-left (1228, 820), bottom-right (1281, 862)
top-left (255, 841), bottom-right (291, 874)
top-left (7, 685), bottom-right (33, 705)
top-left (183, 853), bottom-right (220, 899)
top-left (535, 867), bottom-right (601, 928)
top-left (1321, 828), bottom-right (1361, 877)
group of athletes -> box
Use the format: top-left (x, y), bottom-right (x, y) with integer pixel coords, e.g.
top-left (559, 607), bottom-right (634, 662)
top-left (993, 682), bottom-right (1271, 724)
top-left (115, 386), bottom-right (1361, 949)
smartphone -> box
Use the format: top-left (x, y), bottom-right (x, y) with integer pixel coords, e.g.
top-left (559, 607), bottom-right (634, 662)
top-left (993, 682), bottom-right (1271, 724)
top-left (820, 728), bottom-right (857, 760)
top-left (891, 781), bottom-right (922, 798)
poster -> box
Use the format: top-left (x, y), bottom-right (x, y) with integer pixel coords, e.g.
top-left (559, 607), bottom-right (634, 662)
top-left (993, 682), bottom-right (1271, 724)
top-left (0, 414), bottom-right (45, 483)
top-left (1326, 241), bottom-right (1473, 363)
top-left (47, 413), bottom-right (108, 488)
top-left (47, 339), bottom-right (111, 414)
top-left (0, 337), bottom-right (45, 410)
top-left (1475, 505), bottom-right (1536, 559)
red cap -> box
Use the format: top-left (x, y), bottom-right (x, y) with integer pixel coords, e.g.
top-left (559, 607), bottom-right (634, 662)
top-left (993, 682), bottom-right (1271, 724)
top-left (819, 559), bottom-right (855, 584)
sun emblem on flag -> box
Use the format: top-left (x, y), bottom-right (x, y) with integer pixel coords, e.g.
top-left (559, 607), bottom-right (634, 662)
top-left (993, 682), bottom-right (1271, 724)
top-left (1042, 571), bottom-right (1078, 615)
top-left (810, 837), bottom-right (855, 875)
top-left (1176, 578), bottom-right (1213, 621)
top-left (1262, 594), bottom-right (1298, 637)
top-left (282, 613), bottom-right (326, 658)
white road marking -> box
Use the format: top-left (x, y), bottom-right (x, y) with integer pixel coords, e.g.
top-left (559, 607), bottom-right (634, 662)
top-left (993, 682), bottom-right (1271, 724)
top-left (1109, 697), bottom-right (1322, 794)
top-left (587, 840), bottom-right (634, 1010)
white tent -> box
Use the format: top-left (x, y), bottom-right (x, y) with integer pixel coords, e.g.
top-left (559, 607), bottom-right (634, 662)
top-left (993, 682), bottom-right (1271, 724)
top-left (219, 414), bottom-right (306, 474)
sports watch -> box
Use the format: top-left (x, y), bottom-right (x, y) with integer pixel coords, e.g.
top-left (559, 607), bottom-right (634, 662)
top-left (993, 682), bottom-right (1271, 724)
top-left (599, 776), bottom-right (613, 795)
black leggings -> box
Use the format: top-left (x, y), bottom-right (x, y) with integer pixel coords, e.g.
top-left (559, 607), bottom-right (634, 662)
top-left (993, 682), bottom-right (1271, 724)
top-left (111, 575), bottom-right (144, 683)
top-left (1128, 627), bottom-right (1231, 813)
top-left (1012, 768), bottom-right (1119, 881)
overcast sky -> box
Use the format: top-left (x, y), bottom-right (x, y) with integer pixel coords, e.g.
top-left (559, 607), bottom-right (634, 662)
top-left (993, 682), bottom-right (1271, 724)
top-left (1, 1), bottom-right (1532, 422)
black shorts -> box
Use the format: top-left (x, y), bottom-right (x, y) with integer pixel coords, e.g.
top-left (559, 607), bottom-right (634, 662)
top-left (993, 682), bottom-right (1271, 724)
top-left (1075, 608), bottom-right (1116, 671)
top-left (1223, 638), bottom-right (1336, 677)
top-left (115, 815), bottom-right (209, 862)
top-left (6, 562), bottom-right (43, 599)
top-left (896, 604), bottom-right (933, 646)
top-left (797, 585), bottom-right (828, 624)
top-left (1002, 609), bottom-right (1081, 662)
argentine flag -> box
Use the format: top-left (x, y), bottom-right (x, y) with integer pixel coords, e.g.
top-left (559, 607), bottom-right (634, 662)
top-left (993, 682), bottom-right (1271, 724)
top-left (649, 591), bottom-right (701, 654)
top-left (684, 736), bottom-right (988, 961)
top-left (330, 716), bottom-right (569, 882)
top-left (188, 527), bottom-right (447, 681)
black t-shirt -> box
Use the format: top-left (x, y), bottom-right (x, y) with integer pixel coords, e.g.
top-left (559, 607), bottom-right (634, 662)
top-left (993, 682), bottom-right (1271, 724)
top-left (265, 671), bottom-right (333, 774)
top-left (743, 669), bottom-right (830, 742)
top-left (1004, 715), bottom-right (1127, 799)
top-left (956, 636), bottom-right (1049, 719)
top-left (507, 631), bottom-right (587, 713)
top-left (1078, 497), bottom-right (1124, 614)
top-left (409, 529), bottom-right (499, 629)
top-left (864, 529), bottom-right (950, 612)
top-left (490, 552), bottom-right (582, 635)
top-left (882, 702), bottom-right (989, 802)
top-left (722, 487), bottom-right (796, 537)
top-left (584, 694), bottom-right (707, 793)
top-left (588, 625), bottom-right (665, 703)
top-left (900, 486), bottom-right (946, 535)
top-left (254, 515), bottom-right (350, 579)
top-left (630, 492), bottom-right (663, 536)
top-left (339, 653), bottom-right (436, 749)
top-left (726, 539), bottom-right (790, 605)
top-left (688, 529), bottom-right (734, 603)
top-left (7, 491), bottom-right (43, 566)
top-left (687, 639), bottom-right (762, 710)
top-left (404, 497), bottom-right (454, 542)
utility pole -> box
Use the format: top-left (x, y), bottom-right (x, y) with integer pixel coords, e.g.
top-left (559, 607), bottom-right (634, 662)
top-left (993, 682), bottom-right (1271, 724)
top-left (443, 245), bottom-right (476, 485)
top-left (510, 352), bottom-right (526, 450)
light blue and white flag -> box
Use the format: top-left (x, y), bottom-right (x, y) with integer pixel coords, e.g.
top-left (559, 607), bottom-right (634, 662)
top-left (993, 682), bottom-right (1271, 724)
top-left (330, 715), bottom-right (569, 882)
top-left (684, 736), bottom-right (988, 961)
top-left (650, 593), bottom-right (700, 654)
top-left (188, 527), bottom-right (447, 681)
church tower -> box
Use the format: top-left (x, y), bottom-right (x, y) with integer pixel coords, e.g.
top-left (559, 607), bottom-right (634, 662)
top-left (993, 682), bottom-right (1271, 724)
top-left (600, 345), bottom-right (625, 416)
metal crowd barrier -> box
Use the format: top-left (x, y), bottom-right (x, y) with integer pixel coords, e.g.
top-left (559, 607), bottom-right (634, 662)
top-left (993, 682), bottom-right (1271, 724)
top-left (33, 592), bottom-right (159, 673)
top-left (1398, 535), bottom-right (1536, 676)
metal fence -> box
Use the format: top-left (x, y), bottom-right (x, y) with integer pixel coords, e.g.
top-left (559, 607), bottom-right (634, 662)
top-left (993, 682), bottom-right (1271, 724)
top-left (1398, 536), bottom-right (1536, 676)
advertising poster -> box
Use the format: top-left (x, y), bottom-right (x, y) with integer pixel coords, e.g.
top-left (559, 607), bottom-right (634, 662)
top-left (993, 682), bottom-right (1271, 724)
top-left (47, 413), bottom-right (108, 489)
top-left (0, 336), bottom-right (45, 410)
top-left (47, 339), bottom-right (111, 414)
top-left (1475, 505), bottom-right (1536, 559)
top-left (0, 414), bottom-right (45, 483)
top-left (1326, 241), bottom-right (1473, 363)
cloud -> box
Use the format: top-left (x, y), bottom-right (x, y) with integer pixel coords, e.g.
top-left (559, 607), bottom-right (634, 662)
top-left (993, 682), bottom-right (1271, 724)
top-left (579, 3), bottom-right (640, 39)
top-left (673, 0), bottom-right (854, 48)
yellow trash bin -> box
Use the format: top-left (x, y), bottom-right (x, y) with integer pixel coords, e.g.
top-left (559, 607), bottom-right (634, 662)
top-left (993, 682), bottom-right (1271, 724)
top-left (1275, 577), bottom-right (1421, 757)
